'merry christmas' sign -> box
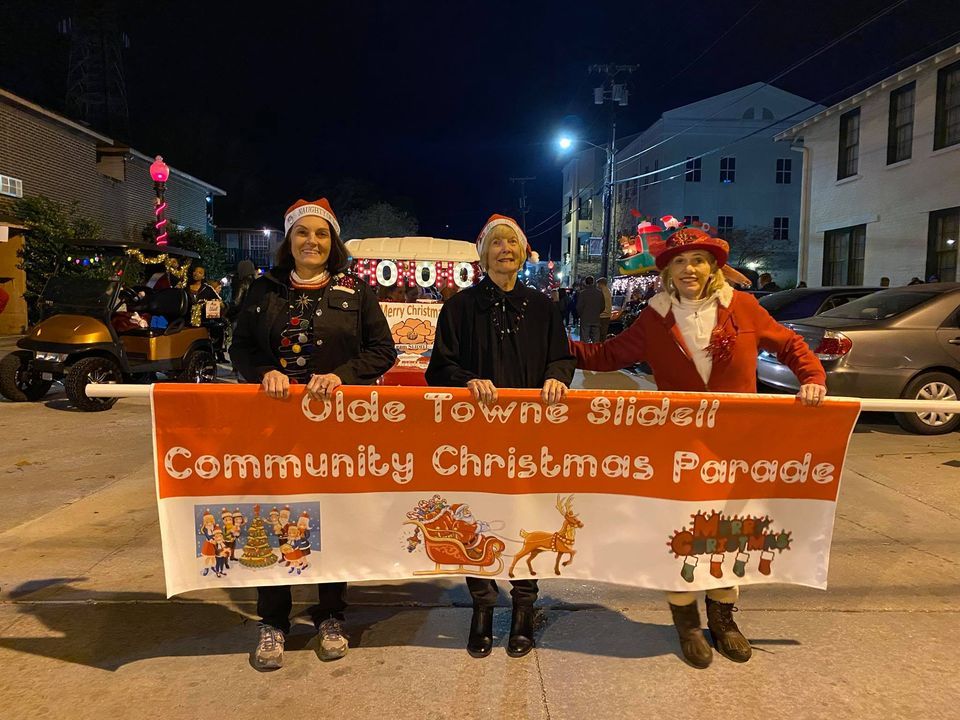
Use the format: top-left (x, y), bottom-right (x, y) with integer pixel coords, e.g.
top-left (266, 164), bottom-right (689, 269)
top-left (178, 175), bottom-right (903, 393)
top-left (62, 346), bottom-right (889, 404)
top-left (151, 385), bottom-right (859, 597)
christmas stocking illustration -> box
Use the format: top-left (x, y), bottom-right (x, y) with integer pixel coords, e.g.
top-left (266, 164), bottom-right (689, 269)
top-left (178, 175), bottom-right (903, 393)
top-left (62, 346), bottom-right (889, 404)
top-left (710, 553), bottom-right (724, 579)
top-left (681, 556), bottom-right (698, 583)
top-left (758, 550), bottom-right (775, 576)
top-left (733, 552), bottom-right (750, 578)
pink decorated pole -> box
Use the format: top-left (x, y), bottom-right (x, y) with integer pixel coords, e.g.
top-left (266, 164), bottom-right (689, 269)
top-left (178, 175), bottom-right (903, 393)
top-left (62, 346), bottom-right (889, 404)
top-left (149, 155), bottom-right (170, 246)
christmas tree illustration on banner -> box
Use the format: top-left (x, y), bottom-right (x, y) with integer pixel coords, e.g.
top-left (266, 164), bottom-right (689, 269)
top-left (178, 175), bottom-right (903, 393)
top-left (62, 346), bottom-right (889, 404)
top-left (239, 504), bottom-right (278, 568)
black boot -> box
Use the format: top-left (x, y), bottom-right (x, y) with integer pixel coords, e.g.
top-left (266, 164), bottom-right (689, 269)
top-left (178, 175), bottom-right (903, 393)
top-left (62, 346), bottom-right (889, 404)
top-left (705, 597), bottom-right (752, 663)
top-left (506, 605), bottom-right (536, 658)
top-left (669, 602), bottom-right (713, 669)
top-left (466, 606), bottom-right (494, 658)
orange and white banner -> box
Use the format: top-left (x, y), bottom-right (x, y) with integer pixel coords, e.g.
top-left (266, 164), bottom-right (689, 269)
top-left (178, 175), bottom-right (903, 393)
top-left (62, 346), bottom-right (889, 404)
top-left (151, 385), bottom-right (860, 597)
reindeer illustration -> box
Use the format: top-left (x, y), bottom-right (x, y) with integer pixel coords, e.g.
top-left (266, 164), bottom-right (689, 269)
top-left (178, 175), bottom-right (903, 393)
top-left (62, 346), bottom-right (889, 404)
top-left (508, 495), bottom-right (584, 578)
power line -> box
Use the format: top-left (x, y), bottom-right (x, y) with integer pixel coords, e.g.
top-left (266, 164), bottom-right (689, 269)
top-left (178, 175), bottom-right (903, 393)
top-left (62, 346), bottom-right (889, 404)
top-left (653, 0), bottom-right (765, 92)
top-left (615, 26), bottom-right (960, 186)
top-left (615, 0), bottom-right (910, 167)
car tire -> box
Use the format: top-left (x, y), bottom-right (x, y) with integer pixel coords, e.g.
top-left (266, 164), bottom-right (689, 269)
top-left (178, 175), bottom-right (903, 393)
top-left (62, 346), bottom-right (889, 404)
top-left (64, 356), bottom-right (123, 412)
top-left (0, 350), bottom-right (53, 402)
top-left (179, 349), bottom-right (217, 384)
top-left (895, 372), bottom-right (960, 435)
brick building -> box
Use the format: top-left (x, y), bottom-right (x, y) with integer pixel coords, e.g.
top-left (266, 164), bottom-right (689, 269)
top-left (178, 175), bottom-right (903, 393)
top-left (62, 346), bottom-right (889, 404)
top-left (0, 87), bottom-right (225, 333)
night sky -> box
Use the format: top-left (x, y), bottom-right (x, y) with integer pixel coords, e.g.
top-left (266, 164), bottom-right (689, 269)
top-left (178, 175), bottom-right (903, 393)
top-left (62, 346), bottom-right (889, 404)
top-left (2, 0), bottom-right (960, 257)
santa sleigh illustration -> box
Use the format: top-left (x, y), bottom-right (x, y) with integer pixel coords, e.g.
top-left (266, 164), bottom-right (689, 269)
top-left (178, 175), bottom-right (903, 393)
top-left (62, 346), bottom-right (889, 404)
top-left (404, 497), bottom-right (506, 576)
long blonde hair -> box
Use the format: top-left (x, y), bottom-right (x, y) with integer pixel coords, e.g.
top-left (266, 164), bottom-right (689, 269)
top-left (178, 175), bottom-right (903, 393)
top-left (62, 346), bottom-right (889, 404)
top-left (659, 256), bottom-right (727, 299)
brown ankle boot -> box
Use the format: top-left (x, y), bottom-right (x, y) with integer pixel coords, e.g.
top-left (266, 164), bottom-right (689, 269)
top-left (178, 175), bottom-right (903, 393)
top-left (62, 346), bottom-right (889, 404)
top-left (705, 597), bottom-right (752, 663)
top-left (669, 602), bottom-right (712, 669)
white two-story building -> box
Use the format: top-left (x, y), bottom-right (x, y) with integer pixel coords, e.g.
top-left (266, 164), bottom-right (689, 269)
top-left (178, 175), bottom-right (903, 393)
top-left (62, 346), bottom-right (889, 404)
top-left (777, 42), bottom-right (960, 286)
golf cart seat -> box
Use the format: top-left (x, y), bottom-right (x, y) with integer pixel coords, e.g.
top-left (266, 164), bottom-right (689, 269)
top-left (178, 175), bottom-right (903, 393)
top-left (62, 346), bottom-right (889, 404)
top-left (120, 288), bottom-right (190, 337)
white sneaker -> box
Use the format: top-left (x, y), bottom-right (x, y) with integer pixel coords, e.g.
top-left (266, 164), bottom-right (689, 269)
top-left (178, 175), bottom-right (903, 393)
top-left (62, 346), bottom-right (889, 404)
top-left (255, 623), bottom-right (285, 669)
top-left (317, 618), bottom-right (348, 661)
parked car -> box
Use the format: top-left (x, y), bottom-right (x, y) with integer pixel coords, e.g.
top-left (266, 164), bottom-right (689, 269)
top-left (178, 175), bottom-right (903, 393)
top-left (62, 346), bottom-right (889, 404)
top-left (757, 283), bottom-right (960, 434)
top-left (759, 286), bottom-right (883, 321)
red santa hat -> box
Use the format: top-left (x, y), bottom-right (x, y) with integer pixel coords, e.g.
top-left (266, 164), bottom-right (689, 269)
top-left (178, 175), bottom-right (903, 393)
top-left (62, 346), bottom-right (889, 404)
top-left (284, 198), bottom-right (340, 235)
top-left (476, 214), bottom-right (530, 270)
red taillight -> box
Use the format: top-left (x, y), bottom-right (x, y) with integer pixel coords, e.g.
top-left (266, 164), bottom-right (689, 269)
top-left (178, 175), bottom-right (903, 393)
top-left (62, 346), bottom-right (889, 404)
top-left (813, 330), bottom-right (852, 361)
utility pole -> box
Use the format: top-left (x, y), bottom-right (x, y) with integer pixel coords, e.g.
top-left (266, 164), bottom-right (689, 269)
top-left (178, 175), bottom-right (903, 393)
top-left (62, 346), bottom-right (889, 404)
top-left (589, 64), bottom-right (638, 278)
top-left (510, 176), bottom-right (536, 234)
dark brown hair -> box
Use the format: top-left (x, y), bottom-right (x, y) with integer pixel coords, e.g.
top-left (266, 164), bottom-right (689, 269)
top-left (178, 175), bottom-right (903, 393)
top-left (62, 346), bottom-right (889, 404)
top-left (275, 221), bottom-right (351, 274)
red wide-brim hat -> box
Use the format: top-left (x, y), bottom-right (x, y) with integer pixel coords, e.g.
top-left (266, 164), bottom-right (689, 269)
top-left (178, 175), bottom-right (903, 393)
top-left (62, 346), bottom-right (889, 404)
top-left (651, 227), bottom-right (730, 269)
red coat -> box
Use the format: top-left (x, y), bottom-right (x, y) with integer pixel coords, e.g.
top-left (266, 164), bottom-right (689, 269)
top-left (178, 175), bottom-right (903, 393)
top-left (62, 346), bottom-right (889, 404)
top-left (571, 289), bottom-right (825, 392)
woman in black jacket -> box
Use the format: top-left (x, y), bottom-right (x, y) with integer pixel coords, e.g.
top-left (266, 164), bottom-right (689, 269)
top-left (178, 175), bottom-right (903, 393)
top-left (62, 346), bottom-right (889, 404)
top-left (426, 213), bottom-right (575, 660)
top-left (230, 197), bottom-right (397, 670)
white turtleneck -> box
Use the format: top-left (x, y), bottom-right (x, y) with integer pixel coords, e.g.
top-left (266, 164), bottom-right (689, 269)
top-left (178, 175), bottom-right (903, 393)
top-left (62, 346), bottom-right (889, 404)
top-left (670, 294), bottom-right (719, 385)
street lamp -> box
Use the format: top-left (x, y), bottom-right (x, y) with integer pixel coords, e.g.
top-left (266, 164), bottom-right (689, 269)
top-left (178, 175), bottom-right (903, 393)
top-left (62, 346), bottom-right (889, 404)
top-left (149, 155), bottom-right (170, 246)
top-left (557, 135), bottom-right (616, 278)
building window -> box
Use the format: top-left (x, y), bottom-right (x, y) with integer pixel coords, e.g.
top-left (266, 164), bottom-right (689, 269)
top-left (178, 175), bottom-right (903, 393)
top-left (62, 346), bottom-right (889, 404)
top-left (887, 82), bottom-right (915, 164)
top-left (776, 158), bottom-right (792, 184)
top-left (683, 215), bottom-right (701, 225)
top-left (773, 217), bottom-right (790, 241)
top-left (837, 108), bottom-right (861, 180)
top-left (822, 225), bottom-right (866, 285)
top-left (934, 60), bottom-right (960, 150)
top-left (927, 207), bottom-right (959, 282)
top-left (717, 216), bottom-right (734, 236)
top-left (249, 234), bottom-right (268, 255)
top-left (719, 156), bottom-right (736, 183)
top-left (641, 165), bottom-right (650, 189)
top-left (579, 197), bottom-right (592, 221)
top-left (685, 157), bottom-right (701, 182)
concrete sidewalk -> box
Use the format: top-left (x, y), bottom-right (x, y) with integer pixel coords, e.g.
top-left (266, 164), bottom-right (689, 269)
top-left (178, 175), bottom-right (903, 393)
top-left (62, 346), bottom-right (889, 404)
top-left (0, 396), bottom-right (958, 718)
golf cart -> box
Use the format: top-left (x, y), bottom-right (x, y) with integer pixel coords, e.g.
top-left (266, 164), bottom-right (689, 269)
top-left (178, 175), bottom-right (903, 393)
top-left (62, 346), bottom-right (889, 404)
top-left (0, 238), bottom-right (218, 411)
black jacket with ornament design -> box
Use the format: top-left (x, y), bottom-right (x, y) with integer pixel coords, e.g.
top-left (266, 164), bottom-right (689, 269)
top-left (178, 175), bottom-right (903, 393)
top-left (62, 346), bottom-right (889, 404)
top-left (230, 267), bottom-right (397, 385)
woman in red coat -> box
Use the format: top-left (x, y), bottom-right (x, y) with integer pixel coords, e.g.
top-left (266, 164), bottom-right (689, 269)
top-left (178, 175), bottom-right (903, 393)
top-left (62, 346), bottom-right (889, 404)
top-left (570, 221), bottom-right (827, 669)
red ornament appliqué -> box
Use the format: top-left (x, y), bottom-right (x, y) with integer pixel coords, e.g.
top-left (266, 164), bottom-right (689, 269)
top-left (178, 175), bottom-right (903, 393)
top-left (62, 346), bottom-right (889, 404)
top-left (707, 326), bottom-right (735, 363)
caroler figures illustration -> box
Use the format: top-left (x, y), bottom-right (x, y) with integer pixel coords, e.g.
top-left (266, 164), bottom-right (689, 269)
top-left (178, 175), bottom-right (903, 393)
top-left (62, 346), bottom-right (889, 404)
top-left (194, 502), bottom-right (322, 577)
top-left (404, 495), bottom-right (506, 575)
top-left (508, 495), bottom-right (584, 578)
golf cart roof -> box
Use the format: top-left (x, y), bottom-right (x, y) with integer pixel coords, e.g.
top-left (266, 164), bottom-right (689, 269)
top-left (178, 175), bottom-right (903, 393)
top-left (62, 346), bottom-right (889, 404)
top-left (345, 237), bottom-right (478, 262)
top-left (61, 237), bottom-right (200, 258)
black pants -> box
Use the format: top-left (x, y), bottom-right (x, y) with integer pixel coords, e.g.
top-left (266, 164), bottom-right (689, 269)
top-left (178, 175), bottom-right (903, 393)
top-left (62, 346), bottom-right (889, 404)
top-left (466, 578), bottom-right (538, 608)
top-left (257, 582), bottom-right (347, 634)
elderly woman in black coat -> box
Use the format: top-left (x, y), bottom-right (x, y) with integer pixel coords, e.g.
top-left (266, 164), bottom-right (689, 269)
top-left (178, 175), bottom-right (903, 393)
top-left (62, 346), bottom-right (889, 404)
top-left (426, 213), bottom-right (575, 660)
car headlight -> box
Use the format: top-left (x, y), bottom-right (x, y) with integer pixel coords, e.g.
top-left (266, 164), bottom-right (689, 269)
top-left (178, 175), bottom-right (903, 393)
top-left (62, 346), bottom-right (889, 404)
top-left (35, 351), bottom-right (68, 363)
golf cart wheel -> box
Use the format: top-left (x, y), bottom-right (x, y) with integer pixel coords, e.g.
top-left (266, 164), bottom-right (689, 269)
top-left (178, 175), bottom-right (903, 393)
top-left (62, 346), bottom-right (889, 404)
top-left (180, 349), bottom-right (217, 384)
top-left (0, 350), bottom-right (53, 402)
top-left (65, 356), bottom-right (123, 412)
top-left (895, 372), bottom-right (960, 435)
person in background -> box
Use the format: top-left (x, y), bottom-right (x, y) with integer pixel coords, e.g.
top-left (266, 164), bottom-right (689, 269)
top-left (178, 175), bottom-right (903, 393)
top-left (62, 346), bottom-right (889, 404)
top-left (597, 277), bottom-right (612, 340)
top-left (576, 276), bottom-right (604, 342)
top-left (758, 273), bottom-right (780, 291)
top-left (880, 277), bottom-right (891, 288)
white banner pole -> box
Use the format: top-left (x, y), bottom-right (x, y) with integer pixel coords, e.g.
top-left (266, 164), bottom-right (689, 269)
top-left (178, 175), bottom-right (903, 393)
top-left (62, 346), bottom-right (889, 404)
top-left (83, 384), bottom-right (960, 414)
top-left (85, 384), bottom-right (152, 398)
